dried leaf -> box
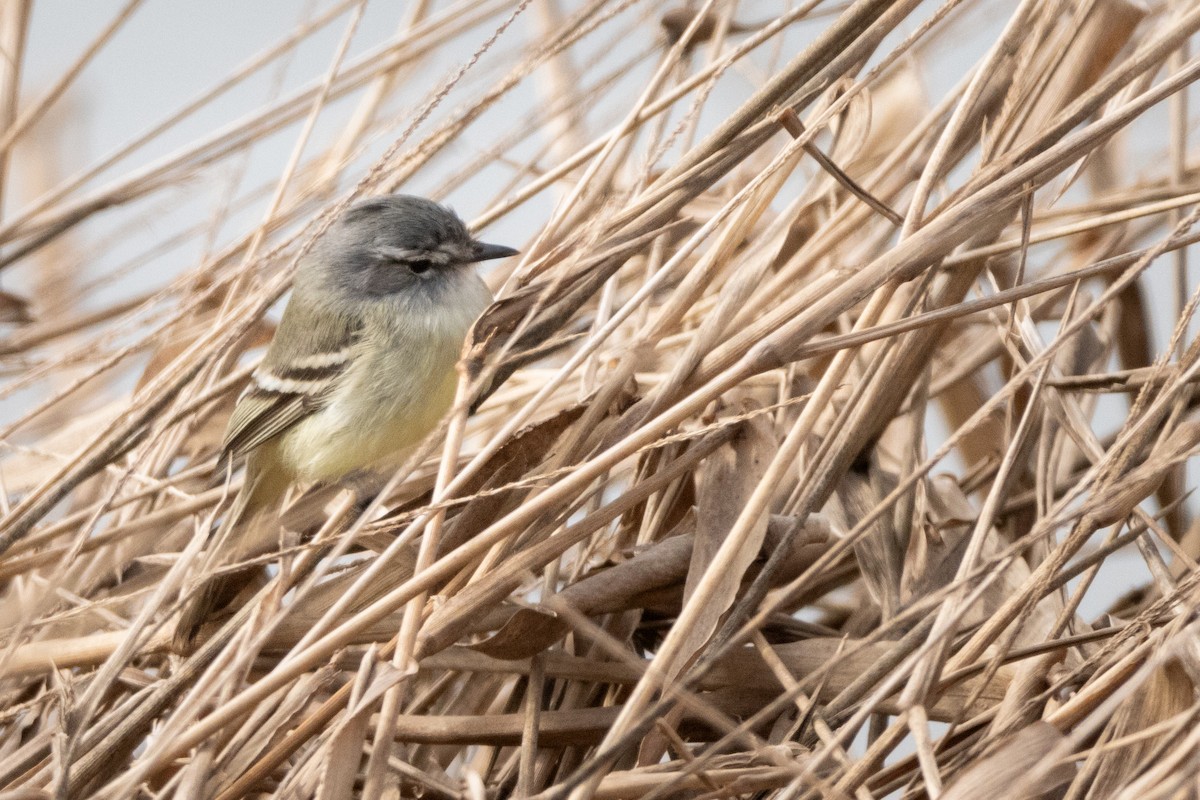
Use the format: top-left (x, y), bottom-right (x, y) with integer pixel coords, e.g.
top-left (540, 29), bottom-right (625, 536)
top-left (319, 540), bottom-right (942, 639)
top-left (677, 411), bottom-right (776, 664)
top-left (940, 722), bottom-right (1073, 800)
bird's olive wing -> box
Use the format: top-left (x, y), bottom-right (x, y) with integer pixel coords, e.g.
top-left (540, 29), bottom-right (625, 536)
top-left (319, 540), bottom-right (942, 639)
top-left (220, 298), bottom-right (359, 463)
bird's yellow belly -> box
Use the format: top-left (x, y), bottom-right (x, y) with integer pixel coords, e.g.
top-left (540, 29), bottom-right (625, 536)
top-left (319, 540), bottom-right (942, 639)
top-left (276, 357), bottom-right (459, 484)
top-left (271, 269), bottom-right (489, 486)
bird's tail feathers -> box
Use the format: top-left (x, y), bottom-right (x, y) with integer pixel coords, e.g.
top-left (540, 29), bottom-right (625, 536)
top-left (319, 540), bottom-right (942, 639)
top-left (174, 463), bottom-right (289, 650)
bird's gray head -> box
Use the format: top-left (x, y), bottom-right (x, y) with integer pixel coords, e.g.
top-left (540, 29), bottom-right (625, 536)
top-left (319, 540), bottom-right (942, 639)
top-left (308, 194), bottom-right (517, 299)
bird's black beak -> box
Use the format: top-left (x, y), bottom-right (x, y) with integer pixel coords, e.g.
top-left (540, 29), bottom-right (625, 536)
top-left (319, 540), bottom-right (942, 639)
top-left (471, 241), bottom-right (519, 262)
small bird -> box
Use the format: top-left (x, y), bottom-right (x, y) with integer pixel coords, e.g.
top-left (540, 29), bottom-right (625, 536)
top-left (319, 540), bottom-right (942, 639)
top-left (176, 194), bottom-right (516, 646)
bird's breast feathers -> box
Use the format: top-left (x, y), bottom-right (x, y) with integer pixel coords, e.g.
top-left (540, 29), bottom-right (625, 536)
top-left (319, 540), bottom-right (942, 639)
top-left (276, 276), bottom-right (490, 482)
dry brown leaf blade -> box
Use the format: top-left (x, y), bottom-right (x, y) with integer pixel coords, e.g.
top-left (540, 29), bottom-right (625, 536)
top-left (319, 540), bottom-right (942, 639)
top-left (674, 411), bottom-right (776, 676)
top-left (940, 722), bottom-right (1074, 800)
top-left (470, 529), bottom-right (695, 660)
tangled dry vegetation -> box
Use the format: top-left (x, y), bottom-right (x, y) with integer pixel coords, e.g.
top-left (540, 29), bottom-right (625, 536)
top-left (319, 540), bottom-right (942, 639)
top-left (3, 0), bottom-right (1200, 797)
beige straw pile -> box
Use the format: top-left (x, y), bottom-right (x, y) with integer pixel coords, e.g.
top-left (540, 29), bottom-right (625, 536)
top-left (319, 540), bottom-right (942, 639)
top-left (2, 0), bottom-right (1200, 797)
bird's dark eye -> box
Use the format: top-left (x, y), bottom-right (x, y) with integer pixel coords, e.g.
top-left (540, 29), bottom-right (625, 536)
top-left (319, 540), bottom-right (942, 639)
top-left (406, 259), bottom-right (433, 275)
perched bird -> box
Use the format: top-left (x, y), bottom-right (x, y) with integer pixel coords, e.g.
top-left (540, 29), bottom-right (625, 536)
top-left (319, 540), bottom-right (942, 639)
top-left (176, 194), bottom-right (516, 646)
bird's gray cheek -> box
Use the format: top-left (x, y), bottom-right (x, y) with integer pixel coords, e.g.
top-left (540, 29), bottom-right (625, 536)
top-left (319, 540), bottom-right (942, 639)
top-left (339, 263), bottom-right (413, 297)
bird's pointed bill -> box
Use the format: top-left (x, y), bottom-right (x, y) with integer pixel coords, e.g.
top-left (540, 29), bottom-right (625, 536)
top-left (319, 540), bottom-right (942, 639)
top-left (471, 241), bottom-right (519, 262)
